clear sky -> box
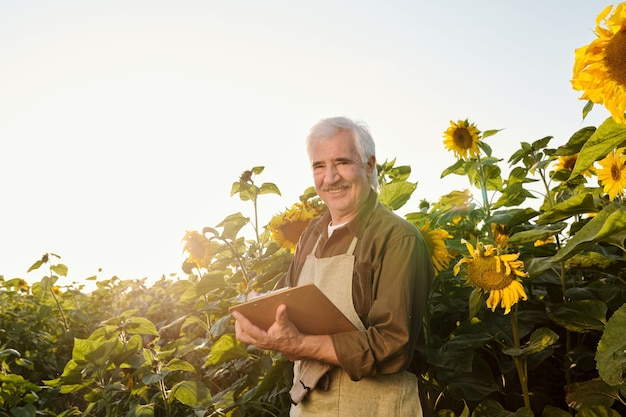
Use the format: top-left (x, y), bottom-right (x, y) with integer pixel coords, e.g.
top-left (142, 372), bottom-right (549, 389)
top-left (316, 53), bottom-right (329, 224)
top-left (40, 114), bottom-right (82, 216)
top-left (0, 0), bottom-right (614, 287)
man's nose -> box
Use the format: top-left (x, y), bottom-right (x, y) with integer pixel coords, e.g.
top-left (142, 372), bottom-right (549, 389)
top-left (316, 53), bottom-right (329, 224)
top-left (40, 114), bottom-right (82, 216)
top-left (324, 164), bottom-right (339, 183)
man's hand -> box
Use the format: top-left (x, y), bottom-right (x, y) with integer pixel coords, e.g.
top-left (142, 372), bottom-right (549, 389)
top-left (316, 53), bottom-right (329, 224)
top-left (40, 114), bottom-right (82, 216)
top-left (232, 304), bottom-right (304, 360)
top-left (233, 304), bottom-right (341, 365)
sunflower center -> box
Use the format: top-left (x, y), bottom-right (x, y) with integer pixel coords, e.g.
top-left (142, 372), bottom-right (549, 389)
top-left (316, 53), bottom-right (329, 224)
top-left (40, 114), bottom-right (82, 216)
top-left (611, 162), bottom-right (623, 181)
top-left (604, 29), bottom-right (626, 87)
top-left (453, 128), bottom-right (473, 150)
top-left (280, 220), bottom-right (310, 245)
top-left (466, 257), bottom-right (513, 290)
top-left (563, 155), bottom-right (577, 170)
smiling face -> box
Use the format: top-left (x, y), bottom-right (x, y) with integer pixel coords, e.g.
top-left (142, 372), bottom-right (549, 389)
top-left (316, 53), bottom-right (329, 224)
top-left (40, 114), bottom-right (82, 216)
top-left (310, 129), bottom-right (375, 225)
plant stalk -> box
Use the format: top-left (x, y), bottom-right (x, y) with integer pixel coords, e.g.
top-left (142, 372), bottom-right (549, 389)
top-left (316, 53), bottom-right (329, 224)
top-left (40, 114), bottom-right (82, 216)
top-left (510, 308), bottom-right (531, 409)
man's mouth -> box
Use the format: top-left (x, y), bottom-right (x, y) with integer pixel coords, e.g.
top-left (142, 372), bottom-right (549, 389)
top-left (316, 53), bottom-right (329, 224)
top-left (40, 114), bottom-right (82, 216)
top-left (322, 184), bottom-right (350, 194)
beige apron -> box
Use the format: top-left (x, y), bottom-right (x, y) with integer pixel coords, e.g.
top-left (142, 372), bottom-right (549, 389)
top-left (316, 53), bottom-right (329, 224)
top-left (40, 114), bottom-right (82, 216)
top-left (290, 235), bottom-right (423, 417)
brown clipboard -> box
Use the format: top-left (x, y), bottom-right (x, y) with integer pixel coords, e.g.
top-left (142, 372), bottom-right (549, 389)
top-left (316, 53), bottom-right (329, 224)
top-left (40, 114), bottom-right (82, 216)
top-left (229, 283), bottom-right (357, 335)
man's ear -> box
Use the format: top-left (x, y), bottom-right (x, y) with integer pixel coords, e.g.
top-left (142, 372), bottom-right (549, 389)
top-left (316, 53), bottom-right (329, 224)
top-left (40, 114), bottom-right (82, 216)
top-left (366, 156), bottom-right (376, 175)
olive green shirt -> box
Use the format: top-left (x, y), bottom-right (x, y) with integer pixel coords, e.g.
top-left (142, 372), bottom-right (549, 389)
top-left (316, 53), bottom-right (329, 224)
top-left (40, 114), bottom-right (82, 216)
top-left (279, 191), bottom-right (433, 381)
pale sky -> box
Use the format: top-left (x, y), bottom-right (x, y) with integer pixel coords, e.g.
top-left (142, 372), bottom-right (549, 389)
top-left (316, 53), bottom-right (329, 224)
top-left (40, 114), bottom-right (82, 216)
top-left (0, 0), bottom-right (612, 287)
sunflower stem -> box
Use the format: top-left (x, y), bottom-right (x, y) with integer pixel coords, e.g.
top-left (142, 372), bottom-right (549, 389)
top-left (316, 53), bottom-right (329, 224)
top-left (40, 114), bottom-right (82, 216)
top-left (538, 167), bottom-right (555, 210)
top-left (476, 155), bottom-right (490, 215)
top-left (510, 308), bottom-right (531, 409)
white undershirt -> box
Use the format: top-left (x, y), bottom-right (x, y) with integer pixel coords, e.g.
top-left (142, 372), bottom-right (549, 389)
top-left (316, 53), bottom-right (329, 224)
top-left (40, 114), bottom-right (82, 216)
top-left (328, 221), bottom-right (348, 237)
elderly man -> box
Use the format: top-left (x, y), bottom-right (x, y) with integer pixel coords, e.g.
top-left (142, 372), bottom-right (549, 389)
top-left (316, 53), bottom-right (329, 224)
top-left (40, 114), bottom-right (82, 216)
top-left (233, 116), bottom-right (433, 416)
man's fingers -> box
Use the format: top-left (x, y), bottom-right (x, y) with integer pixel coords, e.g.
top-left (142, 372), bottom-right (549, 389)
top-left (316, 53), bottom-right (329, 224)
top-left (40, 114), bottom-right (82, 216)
top-left (275, 304), bottom-right (290, 325)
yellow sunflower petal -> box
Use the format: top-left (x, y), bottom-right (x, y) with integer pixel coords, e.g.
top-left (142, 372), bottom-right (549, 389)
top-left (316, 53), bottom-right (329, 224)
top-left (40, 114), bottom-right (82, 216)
top-left (572, 3), bottom-right (626, 124)
top-left (486, 290), bottom-right (500, 312)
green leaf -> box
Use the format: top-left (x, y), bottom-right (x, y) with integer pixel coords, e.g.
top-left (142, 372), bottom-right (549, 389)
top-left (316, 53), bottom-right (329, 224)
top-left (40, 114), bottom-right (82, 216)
top-left (571, 117), bottom-right (626, 178)
top-left (166, 358), bottom-right (196, 373)
top-left (218, 212), bottom-right (250, 241)
top-left (205, 334), bottom-right (249, 366)
top-left (531, 135), bottom-right (552, 150)
top-left (27, 256), bottom-right (46, 272)
top-left (491, 182), bottom-right (535, 209)
top-left (582, 100), bottom-right (594, 121)
top-left (542, 405), bottom-right (575, 417)
top-left (259, 182), bottom-right (281, 196)
top-left (51, 263), bottom-right (68, 277)
top-left (55, 408), bottom-right (83, 417)
top-left (501, 327), bottom-right (559, 357)
top-left (110, 334), bottom-right (143, 366)
top-left (123, 317), bottom-right (159, 336)
top-left (142, 370), bottom-right (168, 385)
top-left (536, 193), bottom-right (598, 224)
top-left (125, 404), bottom-right (154, 417)
top-left (482, 129), bottom-right (502, 140)
top-left (596, 302), bottom-right (626, 386)
top-left (0, 348), bottom-right (21, 359)
top-left (468, 288), bottom-right (483, 319)
top-left (576, 404), bottom-right (622, 417)
top-left (171, 379), bottom-right (212, 407)
top-left (8, 404), bottom-right (36, 417)
top-left (378, 180), bottom-right (417, 211)
top-left (565, 378), bottom-right (620, 412)
top-left (548, 300), bottom-right (607, 333)
top-left (551, 203), bottom-right (626, 263)
top-left (470, 398), bottom-right (517, 417)
top-left (554, 126), bottom-right (596, 155)
top-left (440, 159), bottom-right (466, 178)
top-left (181, 271), bottom-right (226, 301)
top-left (487, 208), bottom-right (539, 228)
top-left (506, 223), bottom-right (567, 245)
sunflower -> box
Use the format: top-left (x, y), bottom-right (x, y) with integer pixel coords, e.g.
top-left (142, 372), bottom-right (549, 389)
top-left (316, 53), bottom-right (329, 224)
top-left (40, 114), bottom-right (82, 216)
top-left (453, 239), bottom-right (528, 314)
top-left (571, 3), bottom-right (626, 124)
top-left (16, 278), bottom-right (29, 292)
top-left (182, 230), bottom-right (215, 269)
top-left (419, 222), bottom-right (453, 276)
top-left (597, 147), bottom-right (626, 200)
top-left (443, 120), bottom-right (482, 160)
top-left (491, 223), bottom-right (509, 248)
top-left (534, 236), bottom-right (555, 247)
top-left (552, 154), bottom-right (596, 177)
top-left (268, 201), bottom-right (325, 251)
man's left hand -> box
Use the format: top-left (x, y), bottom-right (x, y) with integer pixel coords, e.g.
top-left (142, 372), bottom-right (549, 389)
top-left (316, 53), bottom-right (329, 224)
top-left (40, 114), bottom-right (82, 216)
top-left (233, 304), bottom-right (304, 360)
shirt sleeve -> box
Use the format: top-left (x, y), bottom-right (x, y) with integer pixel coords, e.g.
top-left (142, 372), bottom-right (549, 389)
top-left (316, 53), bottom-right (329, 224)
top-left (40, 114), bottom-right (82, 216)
top-left (331, 231), bottom-right (432, 380)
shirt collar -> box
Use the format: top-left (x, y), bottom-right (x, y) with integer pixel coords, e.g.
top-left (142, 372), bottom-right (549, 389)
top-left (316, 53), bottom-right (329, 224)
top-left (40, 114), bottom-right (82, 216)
top-left (316, 190), bottom-right (379, 238)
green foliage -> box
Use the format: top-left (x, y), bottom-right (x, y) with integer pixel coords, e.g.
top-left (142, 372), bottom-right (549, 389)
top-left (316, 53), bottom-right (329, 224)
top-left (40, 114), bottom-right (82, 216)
top-left (4, 113), bottom-right (626, 417)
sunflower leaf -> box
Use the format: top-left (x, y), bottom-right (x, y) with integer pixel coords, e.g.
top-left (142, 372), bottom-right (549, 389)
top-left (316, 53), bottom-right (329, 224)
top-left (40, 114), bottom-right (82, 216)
top-left (487, 208), bottom-right (539, 227)
top-left (506, 223), bottom-right (567, 245)
top-left (440, 159), bottom-right (466, 178)
top-left (551, 203), bottom-right (626, 263)
top-left (259, 182), bottom-right (281, 196)
top-left (491, 182), bottom-right (535, 209)
top-left (582, 100), bottom-right (594, 121)
top-left (204, 334), bottom-right (248, 366)
top-left (378, 180), bottom-right (416, 211)
top-left (535, 193), bottom-right (598, 224)
top-left (570, 117), bottom-right (626, 178)
top-left (501, 327), bottom-right (559, 357)
top-left (564, 379), bottom-right (621, 413)
top-left (554, 126), bottom-right (596, 155)
top-left (547, 300), bottom-right (607, 333)
top-left (217, 212), bottom-right (250, 241)
top-left (595, 302), bottom-right (626, 386)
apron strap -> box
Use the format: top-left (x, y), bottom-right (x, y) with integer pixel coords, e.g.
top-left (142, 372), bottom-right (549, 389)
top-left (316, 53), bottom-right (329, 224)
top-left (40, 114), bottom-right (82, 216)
top-left (310, 231), bottom-right (359, 256)
top-left (346, 236), bottom-right (358, 255)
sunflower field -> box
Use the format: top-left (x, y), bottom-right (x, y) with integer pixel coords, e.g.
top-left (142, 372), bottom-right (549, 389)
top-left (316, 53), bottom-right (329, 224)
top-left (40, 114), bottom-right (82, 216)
top-left (3, 2), bottom-right (626, 417)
